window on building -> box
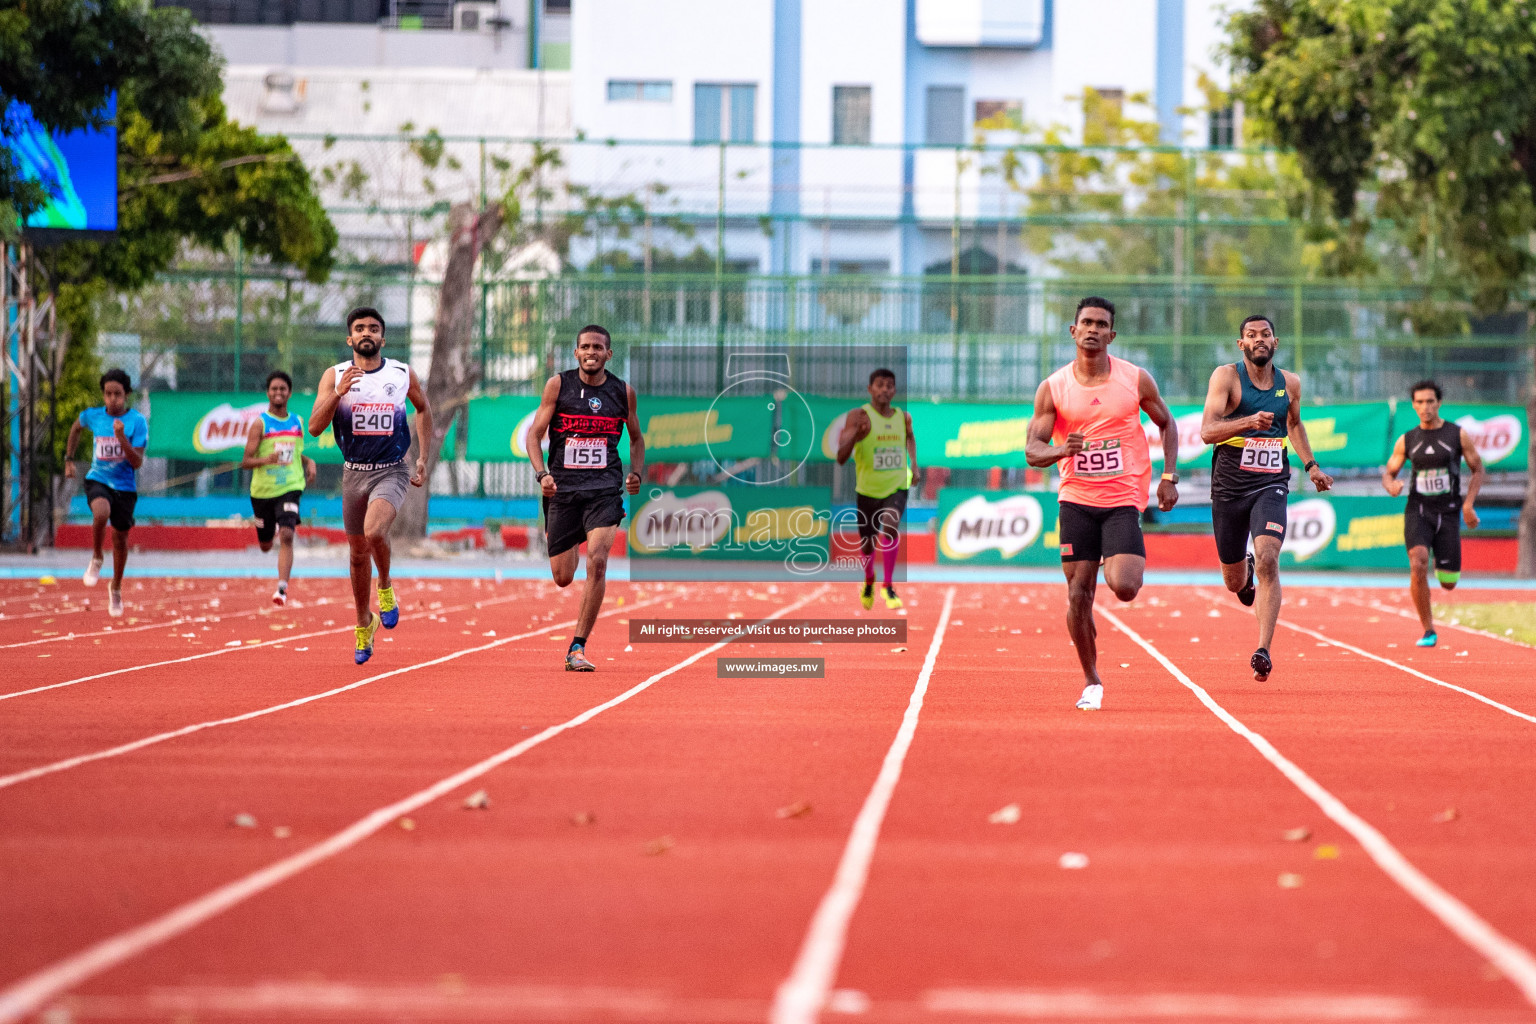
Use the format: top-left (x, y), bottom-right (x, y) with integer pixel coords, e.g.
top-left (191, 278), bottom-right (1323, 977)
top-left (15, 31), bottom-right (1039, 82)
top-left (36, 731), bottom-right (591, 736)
top-left (694, 84), bottom-right (756, 143)
top-left (974, 99), bottom-right (1023, 131)
top-left (925, 86), bottom-right (964, 146)
top-left (833, 86), bottom-right (873, 145)
top-left (810, 258), bottom-right (891, 275)
top-left (1208, 105), bottom-right (1236, 149)
top-left (608, 80), bottom-right (673, 102)
top-left (544, 0), bottom-right (570, 12)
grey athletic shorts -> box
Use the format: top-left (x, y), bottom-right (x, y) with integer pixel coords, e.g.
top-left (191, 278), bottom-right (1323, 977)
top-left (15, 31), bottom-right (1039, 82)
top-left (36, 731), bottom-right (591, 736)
top-left (342, 461), bottom-right (411, 535)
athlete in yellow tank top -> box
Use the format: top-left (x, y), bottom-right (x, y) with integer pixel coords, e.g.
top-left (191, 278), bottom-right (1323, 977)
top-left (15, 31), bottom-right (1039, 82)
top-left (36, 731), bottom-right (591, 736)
top-left (837, 368), bottom-right (919, 610)
top-left (242, 370), bottom-right (317, 606)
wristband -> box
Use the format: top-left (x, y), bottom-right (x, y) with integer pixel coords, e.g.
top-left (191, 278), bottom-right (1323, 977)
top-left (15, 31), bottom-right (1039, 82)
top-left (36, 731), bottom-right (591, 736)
top-left (535, 470), bottom-right (550, 482)
top-left (1303, 460), bottom-right (1317, 472)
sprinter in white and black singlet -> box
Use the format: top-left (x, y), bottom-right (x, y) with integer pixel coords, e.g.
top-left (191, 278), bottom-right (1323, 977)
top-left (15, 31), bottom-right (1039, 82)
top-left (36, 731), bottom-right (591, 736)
top-left (527, 324), bottom-right (644, 672)
top-left (1381, 379), bottom-right (1484, 648)
top-left (1200, 314), bottom-right (1332, 682)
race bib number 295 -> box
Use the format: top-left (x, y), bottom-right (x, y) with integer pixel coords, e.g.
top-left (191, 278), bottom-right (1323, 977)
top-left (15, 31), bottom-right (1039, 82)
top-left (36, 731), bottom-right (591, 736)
top-left (1073, 439), bottom-right (1123, 477)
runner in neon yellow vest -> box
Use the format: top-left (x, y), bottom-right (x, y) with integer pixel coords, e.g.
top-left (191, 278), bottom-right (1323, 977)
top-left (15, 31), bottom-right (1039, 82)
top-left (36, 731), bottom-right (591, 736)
top-left (836, 368), bottom-right (918, 609)
top-left (242, 370), bottom-right (317, 606)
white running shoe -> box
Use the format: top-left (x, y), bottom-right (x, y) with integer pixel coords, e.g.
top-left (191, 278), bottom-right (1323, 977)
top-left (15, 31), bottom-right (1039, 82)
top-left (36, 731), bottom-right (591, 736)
top-left (272, 584), bottom-right (288, 607)
top-left (108, 587), bottom-right (124, 618)
top-left (82, 557), bottom-right (103, 587)
top-left (1075, 683), bottom-right (1103, 711)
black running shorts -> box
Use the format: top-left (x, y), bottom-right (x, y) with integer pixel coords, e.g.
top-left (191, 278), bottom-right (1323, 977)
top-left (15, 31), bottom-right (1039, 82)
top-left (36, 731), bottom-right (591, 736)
top-left (251, 490), bottom-right (303, 545)
top-left (1057, 501), bottom-right (1145, 563)
top-left (855, 489), bottom-right (907, 542)
top-left (544, 489), bottom-right (626, 558)
top-left (1404, 500), bottom-right (1461, 572)
top-left (1211, 485), bottom-right (1289, 565)
top-left (84, 480), bottom-right (137, 533)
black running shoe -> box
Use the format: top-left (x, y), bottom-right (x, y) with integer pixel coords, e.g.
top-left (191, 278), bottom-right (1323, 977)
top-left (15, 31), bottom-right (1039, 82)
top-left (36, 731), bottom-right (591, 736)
top-left (1251, 647), bottom-right (1272, 681)
top-left (1237, 552), bottom-right (1256, 607)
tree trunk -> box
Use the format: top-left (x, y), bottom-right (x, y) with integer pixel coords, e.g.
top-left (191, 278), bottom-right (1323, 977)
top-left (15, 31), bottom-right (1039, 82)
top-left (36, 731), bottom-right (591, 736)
top-left (1518, 366), bottom-right (1536, 577)
top-left (396, 201), bottom-right (503, 537)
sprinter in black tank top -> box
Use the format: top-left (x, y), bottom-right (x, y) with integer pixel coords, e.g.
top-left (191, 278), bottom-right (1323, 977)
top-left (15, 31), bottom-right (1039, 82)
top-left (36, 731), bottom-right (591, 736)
top-left (1200, 314), bottom-right (1334, 682)
top-left (527, 324), bottom-right (645, 671)
top-left (1381, 379), bottom-right (1485, 648)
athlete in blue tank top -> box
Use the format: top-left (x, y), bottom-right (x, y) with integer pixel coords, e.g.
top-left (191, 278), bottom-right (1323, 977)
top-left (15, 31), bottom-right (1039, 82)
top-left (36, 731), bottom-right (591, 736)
top-left (64, 368), bottom-right (148, 617)
top-left (308, 306), bottom-right (434, 665)
top-left (1200, 314), bottom-right (1333, 682)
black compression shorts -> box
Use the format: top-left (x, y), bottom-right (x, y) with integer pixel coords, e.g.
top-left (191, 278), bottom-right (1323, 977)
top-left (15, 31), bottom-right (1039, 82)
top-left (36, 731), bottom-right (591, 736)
top-left (84, 480), bottom-right (137, 533)
top-left (251, 490), bottom-right (303, 545)
top-left (1404, 500), bottom-right (1461, 573)
top-left (544, 490), bottom-right (626, 558)
top-left (1057, 501), bottom-right (1145, 563)
top-left (855, 489), bottom-right (907, 543)
top-left (1211, 485), bottom-right (1289, 565)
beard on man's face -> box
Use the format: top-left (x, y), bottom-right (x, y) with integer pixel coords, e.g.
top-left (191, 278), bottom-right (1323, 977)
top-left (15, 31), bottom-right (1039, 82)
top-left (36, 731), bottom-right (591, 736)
top-left (1247, 348), bottom-right (1272, 367)
top-left (353, 338), bottom-right (380, 356)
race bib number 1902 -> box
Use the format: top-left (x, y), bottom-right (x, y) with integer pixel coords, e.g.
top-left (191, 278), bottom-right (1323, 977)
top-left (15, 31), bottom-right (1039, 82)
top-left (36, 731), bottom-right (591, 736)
top-left (1239, 438), bottom-right (1285, 473)
top-left (1073, 439), bottom-right (1123, 477)
top-left (563, 437), bottom-right (608, 469)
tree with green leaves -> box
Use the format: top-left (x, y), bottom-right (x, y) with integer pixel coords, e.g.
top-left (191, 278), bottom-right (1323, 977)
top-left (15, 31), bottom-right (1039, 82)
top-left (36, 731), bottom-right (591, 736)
top-left (1225, 0), bottom-right (1536, 573)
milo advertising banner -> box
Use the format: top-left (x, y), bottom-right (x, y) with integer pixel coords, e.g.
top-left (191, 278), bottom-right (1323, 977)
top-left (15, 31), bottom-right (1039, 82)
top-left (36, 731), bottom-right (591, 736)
top-left (1278, 495), bottom-right (1409, 570)
top-left (1143, 402), bottom-right (1392, 471)
top-left (464, 395), bottom-right (541, 462)
top-left (149, 392), bottom-right (455, 463)
top-left (936, 488), bottom-right (1061, 565)
top-left (914, 402), bottom-right (1036, 469)
top-left (1397, 403), bottom-right (1527, 472)
top-left (627, 485), bottom-right (833, 580)
top-left (464, 394), bottom-right (774, 463)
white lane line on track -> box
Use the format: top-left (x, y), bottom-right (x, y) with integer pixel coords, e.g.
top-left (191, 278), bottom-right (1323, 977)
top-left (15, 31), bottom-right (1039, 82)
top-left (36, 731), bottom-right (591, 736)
top-left (1275, 619), bottom-right (1536, 725)
top-left (2, 602), bottom-right (278, 649)
top-left (1351, 594), bottom-right (1536, 651)
top-left (0, 592), bottom-right (529, 703)
top-left (1099, 605), bottom-right (1536, 1010)
top-left (0, 591), bottom-right (673, 790)
top-left (771, 586), bottom-right (956, 1024)
top-left (922, 987), bottom-right (1422, 1020)
top-left (0, 585), bottom-right (829, 1024)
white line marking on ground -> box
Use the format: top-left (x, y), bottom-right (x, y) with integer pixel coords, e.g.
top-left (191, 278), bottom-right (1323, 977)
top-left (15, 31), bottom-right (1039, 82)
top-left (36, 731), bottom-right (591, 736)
top-left (922, 987), bottom-right (1422, 1020)
top-left (1099, 605), bottom-right (1536, 1009)
top-left (0, 592), bottom-right (527, 703)
top-left (0, 592), bottom-right (672, 790)
top-left (1276, 620), bottom-right (1536, 725)
top-left (771, 587), bottom-right (956, 1024)
top-left (1, 602), bottom-right (276, 649)
top-left (0, 586), bottom-right (829, 1024)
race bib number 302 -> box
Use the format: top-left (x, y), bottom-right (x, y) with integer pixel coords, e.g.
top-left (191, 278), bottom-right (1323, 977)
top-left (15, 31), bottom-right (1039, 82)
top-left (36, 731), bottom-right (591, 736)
top-left (563, 437), bottom-right (608, 469)
top-left (93, 435), bottom-right (124, 462)
top-left (351, 402), bottom-right (395, 436)
top-left (1239, 437), bottom-right (1286, 473)
top-left (872, 446), bottom-right (903, 471)
top-left (1415, 467), bottom-right (1452, 495)
top-left (1073, 439), bottom-right (1123, 477)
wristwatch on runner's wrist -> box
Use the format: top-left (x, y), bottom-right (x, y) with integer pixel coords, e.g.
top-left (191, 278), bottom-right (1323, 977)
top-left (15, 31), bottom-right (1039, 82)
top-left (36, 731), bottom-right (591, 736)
top-left (1303, 460), bottom-right (1318, 472)
top-left (1161, 472), bottom-right (1179, 484)
top-left (535, 470), bottom-right (550, 482)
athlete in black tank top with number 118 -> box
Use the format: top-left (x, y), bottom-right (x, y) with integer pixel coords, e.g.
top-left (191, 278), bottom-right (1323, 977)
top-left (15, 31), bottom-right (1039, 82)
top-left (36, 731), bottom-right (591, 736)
top-left (527, 325), bottom-right (645, 672)
top-left (1200, 315), bottom-right (1334, 683)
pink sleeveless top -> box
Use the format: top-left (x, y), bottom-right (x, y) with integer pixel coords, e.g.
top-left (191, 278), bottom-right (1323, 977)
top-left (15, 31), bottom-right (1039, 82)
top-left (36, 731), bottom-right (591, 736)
top-left (1046, 356), bottom-right (1152, 509)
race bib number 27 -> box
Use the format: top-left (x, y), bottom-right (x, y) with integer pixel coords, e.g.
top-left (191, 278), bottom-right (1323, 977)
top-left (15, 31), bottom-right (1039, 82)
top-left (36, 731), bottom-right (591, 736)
top-left (1073, 439), bottom-right (1123, 477)
top-left (563, 437), bottom-right (607, 469)
top-left (1239, 438), bottom-right (1285, 473)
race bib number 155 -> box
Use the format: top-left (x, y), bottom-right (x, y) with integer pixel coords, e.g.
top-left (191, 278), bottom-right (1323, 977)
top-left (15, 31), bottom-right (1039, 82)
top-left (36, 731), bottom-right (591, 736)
top-left (564, 437), bottom-right (607, 469)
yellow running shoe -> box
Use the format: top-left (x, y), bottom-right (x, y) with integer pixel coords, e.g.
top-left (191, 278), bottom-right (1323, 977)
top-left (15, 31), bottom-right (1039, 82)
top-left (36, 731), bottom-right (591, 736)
top-left (355, 612), bottom-right (380, 665)
top-left (378, 585), bottom-right (398, 628)
top-left (860, 582), bottom-right (875, 609)
top-left (882, 586), bottom-right (903, 610)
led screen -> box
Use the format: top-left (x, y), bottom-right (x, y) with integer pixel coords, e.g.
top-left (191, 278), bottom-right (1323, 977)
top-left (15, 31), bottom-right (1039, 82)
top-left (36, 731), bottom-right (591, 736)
top-left (5, 94), bottom-right (118, 232)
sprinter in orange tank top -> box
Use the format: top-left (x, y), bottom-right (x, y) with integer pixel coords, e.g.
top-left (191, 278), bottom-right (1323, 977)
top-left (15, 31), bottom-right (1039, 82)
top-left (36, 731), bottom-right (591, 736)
top-left (1026, 297), bottom-right (1181, 711)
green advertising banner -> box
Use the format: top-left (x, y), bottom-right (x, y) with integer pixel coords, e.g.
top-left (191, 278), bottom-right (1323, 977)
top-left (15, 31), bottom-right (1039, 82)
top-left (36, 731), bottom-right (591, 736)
top-left (464, 395), bottom-right (541, 462)
top-left (627, 485), bottom-right (831, 564)
top-left (464, 394), bottom-right (776, 463)
top-left (936, 488), bottom-right (1417, 570)
top-left (911, 402), bottom-right (1036, 468)
top-left (1392, 403), bottom-right (1528, 472)
top-left (144, 392), bottom-right (455, 463)
top-left (935, 488), bottom-right (1062, 565)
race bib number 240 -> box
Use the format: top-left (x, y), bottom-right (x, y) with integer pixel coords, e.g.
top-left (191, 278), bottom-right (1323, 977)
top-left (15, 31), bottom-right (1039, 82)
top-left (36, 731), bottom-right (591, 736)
top-left (351, 402), bottom-right (395, 436)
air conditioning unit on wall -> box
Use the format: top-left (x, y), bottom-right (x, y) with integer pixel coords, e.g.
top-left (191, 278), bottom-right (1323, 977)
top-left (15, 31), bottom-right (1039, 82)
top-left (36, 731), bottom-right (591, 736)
top-left (453, 1), bottom-right (500, 32)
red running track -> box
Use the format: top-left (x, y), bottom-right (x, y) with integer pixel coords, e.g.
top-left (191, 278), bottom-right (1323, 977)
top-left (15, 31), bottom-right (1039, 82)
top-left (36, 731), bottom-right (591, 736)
top-left (1, 577), bottom-right (1535, 1023)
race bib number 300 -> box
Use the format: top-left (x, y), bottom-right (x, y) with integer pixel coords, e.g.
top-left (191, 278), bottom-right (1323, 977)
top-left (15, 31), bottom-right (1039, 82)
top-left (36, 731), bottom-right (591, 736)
top-left (1239, 438), bottom-right (1286, 473)
top-left (1416, 467), bottom-right (1452, 495)
top-left (351, 402), bottom-right (395, 436)
top-left (563, 437), bottom-right (608, 469)
top-left (93, 435), bottom-right (124, 462)
top-left (872, 446), bottom-right (903, 471)
top-left (1073, 439), bottom-right (1123, 477)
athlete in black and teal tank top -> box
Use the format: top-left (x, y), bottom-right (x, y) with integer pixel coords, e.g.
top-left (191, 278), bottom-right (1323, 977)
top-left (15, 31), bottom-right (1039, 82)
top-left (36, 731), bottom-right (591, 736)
top-left (1404, 421), bottom-right (1463, 515)
top-left (1210, 361), bottom-right (1290, 502)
